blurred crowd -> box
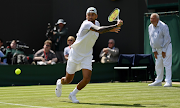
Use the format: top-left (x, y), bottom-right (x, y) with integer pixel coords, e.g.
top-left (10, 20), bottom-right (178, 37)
top-left (0, 19), bottom-right (120, 65)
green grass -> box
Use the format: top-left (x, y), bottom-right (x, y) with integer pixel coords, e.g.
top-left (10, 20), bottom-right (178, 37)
top-left (0, 82), bottom-right (180, 108)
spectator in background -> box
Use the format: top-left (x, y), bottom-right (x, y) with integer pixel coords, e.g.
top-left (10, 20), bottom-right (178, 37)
top-left (52, 19), bottom-right (68, 63)
top-left (99, 39), bottom-right (119, 63)
top-left (0, 38), bottom-right (6, 54)
top-left (0, 50), bottom-right (7, 65)
top-left (3, 40), bottom-right (24, 64)
top-left (64, 36), bottom-right (75, 61)
top-left (33, 40), bottom-right (57, 65)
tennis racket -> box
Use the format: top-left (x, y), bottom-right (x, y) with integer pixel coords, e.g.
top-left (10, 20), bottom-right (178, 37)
top-left (108, 8), bottom-right (120, 22)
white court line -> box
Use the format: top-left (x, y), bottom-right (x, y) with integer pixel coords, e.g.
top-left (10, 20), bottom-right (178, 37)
top-left (0, 102), bottom-right (52, 108)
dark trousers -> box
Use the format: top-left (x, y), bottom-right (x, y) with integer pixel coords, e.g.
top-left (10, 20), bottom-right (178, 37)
top-left (55, 51), bottom-right (66, 63)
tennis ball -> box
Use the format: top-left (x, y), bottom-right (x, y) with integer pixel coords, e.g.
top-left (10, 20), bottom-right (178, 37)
top-left (15, 68), bottom-right (21, 75)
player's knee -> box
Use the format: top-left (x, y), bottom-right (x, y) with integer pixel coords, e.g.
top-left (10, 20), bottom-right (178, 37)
top-left (62, 77), bottom-right (73, 84)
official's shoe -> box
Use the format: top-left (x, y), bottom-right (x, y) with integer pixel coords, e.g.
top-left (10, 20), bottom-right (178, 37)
top-left (55, 79), bottom-right (62, 97)
top-left (148, 82), bottom-right (162, 86)
top-left (69, 93), bottom-right (79, 103)
top-left (164, 82), bottom-right (172, 87)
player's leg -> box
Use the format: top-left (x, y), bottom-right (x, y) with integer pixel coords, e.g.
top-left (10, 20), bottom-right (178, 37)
top-left (71, 69), bottom-right (92, 95)
top-left (69, 69), bottom-right (92, 103)
top-left (55, 72), bottom-right (75, 97)
top-left (77, 69), bottom-right (92, 90)
top-left (61, 72), bottom-right (75, 84)
top-left (55, 60), bottom-right (78, 97)
top-left (69, 55), bottom-right (93, 103)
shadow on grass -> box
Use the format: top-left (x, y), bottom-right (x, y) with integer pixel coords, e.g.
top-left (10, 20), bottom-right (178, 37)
top-left (62, 101), bottom-right (145, 107)
top-left (79, 103), bottom-right (145, 107)
top-left (172, 85), bottom-right (180, 88)
top-left (62, 101), bottom-right (168, 107)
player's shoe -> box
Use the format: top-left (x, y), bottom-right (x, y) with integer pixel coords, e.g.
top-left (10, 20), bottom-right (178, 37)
top-left (148, 81), bottom-right (162, 86)
top-left (69, 93), bottom-right (79, 103)
top-left (55, 79), bottom-right (62, 97)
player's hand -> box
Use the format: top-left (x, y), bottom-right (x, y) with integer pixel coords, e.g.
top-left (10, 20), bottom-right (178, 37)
top-left (162, 52), bottom-right (166, 58)
top-left (117, 19), bottom-right (123, 27)
top-left (154, 51), bottom-right (158, 59)
top-left (109, 27), bottom-right (121, 33)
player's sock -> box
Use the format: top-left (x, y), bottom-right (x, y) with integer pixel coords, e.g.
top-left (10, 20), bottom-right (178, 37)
top-left (71, 87), bottom-right (79, 95)
top-left (57, 79), bottom-right (62, 88)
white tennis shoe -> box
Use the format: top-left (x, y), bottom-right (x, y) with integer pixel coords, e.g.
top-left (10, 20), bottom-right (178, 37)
top-left (148, 81), bottom-right (162, 86)
top-left (69, 93), bottom-right (79, 103)
top-left (55, 79), bottom-right (62, 97)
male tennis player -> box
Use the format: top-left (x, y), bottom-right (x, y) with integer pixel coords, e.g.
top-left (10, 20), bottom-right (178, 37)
top-left (55, 7), bottom-right (123, 103)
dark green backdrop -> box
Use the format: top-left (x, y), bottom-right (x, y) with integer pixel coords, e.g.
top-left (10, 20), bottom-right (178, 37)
top-left (144, 13), bottom-right (180, 81)
top-left (0, 63), bottom-right (118, 86)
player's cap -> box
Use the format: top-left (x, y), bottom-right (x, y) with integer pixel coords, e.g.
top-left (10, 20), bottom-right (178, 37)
top-left (56, 19), bottom-right (66, 25)
top-left (86, 7), bottom-right (97, 15)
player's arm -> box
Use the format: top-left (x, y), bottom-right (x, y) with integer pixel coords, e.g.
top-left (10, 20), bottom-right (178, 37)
top-left (90, 20), bottom-right (123, 34)
top-left (90, 25), bottom-right (119, 34)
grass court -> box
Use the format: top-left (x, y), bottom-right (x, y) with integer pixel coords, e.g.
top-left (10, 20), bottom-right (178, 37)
top-left (0, 82), bottom-right (180, 108)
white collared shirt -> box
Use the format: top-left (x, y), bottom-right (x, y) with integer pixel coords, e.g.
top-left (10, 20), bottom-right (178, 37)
top-left (148, 20), bottom-right (171, 52)
top-left (71, 20), bottom-right (100, 56)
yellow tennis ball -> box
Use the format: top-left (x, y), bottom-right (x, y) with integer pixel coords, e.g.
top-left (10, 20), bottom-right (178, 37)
top-left (15, 68), bottom-right (21, 75)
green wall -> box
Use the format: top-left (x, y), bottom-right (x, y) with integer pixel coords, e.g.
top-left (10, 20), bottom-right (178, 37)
top-left (0, 63), bottom-right (118, 86)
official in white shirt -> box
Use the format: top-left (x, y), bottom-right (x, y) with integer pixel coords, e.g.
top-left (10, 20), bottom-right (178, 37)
top-left (148, 13), bottom-right (172, 87)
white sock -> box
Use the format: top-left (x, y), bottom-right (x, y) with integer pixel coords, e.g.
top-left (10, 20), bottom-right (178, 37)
top-left (71, 87), bottom-right (80, 96)
top-left (57, 79), bottom-right (62, 88)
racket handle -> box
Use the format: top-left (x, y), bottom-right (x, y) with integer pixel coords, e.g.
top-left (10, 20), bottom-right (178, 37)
top-left (117, 19), bottom-right (123, 26)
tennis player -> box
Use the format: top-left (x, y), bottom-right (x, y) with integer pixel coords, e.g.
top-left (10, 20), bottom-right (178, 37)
top-left (55, 7), bottom-right (123, 103)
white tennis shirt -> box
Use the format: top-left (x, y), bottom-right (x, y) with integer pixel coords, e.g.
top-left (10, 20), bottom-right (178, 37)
top-left (71, 20), bottom-right (100, 56)
top-left (148, 20), bottom-right (171, 52)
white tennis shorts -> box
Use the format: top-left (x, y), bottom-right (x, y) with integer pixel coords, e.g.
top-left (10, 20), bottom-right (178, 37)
top-left (66, 48), bottom-right (93, 74)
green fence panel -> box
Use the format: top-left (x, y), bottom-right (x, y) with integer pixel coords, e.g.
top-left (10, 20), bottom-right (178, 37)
top-left (0, 63), bottom-right (117, 86)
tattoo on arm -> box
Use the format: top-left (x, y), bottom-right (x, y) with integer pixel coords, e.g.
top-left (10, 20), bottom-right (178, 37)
top-left (90, 24), bottom-right (117, 34)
